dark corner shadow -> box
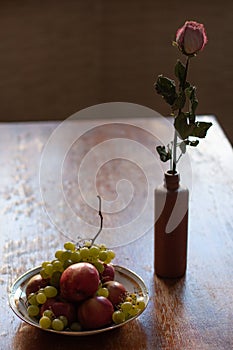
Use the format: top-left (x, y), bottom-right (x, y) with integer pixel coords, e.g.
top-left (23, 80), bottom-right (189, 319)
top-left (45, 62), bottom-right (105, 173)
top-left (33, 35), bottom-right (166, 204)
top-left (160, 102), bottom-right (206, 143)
top-left (13, 319), bottom-right (148, 350)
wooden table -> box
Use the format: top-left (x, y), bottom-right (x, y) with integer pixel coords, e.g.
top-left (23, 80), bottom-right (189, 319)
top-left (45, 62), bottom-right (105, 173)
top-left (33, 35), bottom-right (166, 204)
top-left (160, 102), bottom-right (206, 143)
top-left (0, 114), bottom-right (232, 349)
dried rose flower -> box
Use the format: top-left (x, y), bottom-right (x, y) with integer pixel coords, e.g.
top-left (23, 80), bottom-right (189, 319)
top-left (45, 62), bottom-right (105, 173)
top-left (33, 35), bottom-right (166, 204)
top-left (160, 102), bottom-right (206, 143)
top-left (155, 21), bottom-right (211, 172)
top-left (175, 20), bottom-right (208, 56)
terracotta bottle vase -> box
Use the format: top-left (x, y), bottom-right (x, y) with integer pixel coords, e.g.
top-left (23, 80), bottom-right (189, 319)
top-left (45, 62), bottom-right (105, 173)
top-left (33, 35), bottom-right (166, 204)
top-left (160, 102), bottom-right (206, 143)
top-left (154, 171), bottom-right (189, 278)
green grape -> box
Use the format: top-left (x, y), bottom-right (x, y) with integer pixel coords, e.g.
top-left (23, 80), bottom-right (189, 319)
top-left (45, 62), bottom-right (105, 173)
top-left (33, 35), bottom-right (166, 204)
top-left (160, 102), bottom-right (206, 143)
top-left (52, 318), bottom-right (64, 331)
top-left (99, 244), bottom-right (107, 250)
top-left (27, 293), bottom-right (38, 305)
top-left (55, 250), bottom-right (64, 260)
top-left (44, 285), bottom-right (58, 298)
top-left (44, 263), bottom-right (54, 276)
top-left (60, 250), bottom-right (72, 262)
top-left (39, 316), bottom-right (52, 329)
top-left (136, 300), bottom-right (146, 310)
top-left (89, 246), bottom-right (100, 258)
top-left (84, 241), bottom-right (91, 247)
top-left (27, 304), bottom-right (40, 317)
top-left (40, 268), bottom-right (49, 279)
top-left (128, 306), bottom-right (140, 316)
top-left (107, 250), bottom-right (115, 260)
top-left (58, 315), bottom-right (68, 328)
top-left (112, 310), bottom-right (126, 324)
top-left (50, 271), bottom-right (62, 287)
top-left (120, 301), bottom-right (133, 313)
top-left (42, 261), bottom-right (51, 268)
top-left (70, 322), bottom-right (82, 331)
top-left (97, 287), bottom-right (109, 298)
top-left (80, 247), bottom-right (90, 259)
top-left (70, 251), bottom-right (81, 263)
top-left (36, 292), bottom-right (47, 304)
top-left (63, 259), bottom-right (73, 269)
top-left (99, 251), bottom-right (108, 261)
top-left (52, 260), bottom-right (63, 272)
top-left (93, 261), bottom-right (104, 273)
top-left (64, 242), bottom-right (75, 251)
top-left (104, 257), bottom-right (112, 264)
top-left (43, 309), bottom-right (54, 319)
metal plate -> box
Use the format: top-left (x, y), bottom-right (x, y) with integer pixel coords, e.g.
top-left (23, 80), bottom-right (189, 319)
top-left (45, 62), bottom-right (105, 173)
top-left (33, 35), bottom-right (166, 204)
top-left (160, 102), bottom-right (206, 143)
top-left (9, 265), bottom-right (149, 336)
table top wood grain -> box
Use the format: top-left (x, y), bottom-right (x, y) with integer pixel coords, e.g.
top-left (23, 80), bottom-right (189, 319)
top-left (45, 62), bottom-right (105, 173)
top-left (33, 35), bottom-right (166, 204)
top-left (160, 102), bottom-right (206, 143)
top-left (0, 115), bottom-right (232, 350)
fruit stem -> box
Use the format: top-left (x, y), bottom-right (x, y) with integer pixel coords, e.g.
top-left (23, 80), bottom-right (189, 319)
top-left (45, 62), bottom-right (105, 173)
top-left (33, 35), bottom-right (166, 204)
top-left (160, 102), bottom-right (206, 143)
top-left (90, 195), bottom-right (103, 246)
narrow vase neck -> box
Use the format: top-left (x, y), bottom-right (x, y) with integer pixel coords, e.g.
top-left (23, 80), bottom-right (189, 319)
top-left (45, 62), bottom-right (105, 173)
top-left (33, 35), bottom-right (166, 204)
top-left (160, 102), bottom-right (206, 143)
top-left (164, 171), bottom-right (180, 190)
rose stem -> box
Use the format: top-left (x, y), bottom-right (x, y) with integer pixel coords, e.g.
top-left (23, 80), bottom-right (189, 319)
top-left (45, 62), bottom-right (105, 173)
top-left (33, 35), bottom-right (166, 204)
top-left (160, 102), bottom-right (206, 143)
top-left (172, 56), bottom-right (190, 173)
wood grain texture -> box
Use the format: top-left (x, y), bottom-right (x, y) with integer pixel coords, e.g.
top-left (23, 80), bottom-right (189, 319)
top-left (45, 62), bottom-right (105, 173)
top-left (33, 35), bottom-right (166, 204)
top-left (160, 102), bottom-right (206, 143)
top-left (0, 116), bottom-right (233, 349)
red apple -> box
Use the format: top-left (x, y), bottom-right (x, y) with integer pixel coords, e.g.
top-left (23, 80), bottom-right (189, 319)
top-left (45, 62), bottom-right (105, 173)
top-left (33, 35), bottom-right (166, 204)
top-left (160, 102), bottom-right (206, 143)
top-left (103, 281), bottom-right (127, 307)
top-left (26, 274), bottom-right (49, 297)
top-left (60, 262), bottom-right (100, 303)
top-left (100, 264), bottom-right (115, 283)
top-left (78, 296), bottom-right (114, 330)
top-left (40, 299), bottom-right (76, 325)
top-left (51, 302), bottom-right (76, 325)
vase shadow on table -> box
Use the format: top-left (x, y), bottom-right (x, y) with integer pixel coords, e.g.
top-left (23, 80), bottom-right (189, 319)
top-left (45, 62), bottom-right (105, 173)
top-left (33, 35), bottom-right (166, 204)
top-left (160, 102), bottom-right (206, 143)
top-left (153, 274), bottom-right (188, 347)
top-left (13, 319), bottom-right (148, 350)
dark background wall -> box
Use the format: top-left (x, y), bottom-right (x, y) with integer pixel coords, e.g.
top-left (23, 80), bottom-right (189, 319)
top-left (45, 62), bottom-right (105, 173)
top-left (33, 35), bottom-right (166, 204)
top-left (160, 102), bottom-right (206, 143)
top-left (0, 0), bottom-right (232, 143)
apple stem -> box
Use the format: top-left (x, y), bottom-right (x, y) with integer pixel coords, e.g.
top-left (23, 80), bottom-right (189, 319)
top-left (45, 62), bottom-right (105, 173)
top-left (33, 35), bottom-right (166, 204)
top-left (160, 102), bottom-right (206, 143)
top-left (90, 195), bottom-right (103, 246)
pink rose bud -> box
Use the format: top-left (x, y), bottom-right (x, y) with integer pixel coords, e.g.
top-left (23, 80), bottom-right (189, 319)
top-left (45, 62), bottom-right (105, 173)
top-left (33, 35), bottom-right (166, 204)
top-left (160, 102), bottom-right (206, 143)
top-left (175, 21), bottom-right (207, 55)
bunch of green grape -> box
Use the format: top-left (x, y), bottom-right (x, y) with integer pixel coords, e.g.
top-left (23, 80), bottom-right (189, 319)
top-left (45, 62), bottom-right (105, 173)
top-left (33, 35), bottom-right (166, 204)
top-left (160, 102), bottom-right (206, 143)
top-left (26, 284), bottom-right (79, 331)
top-left (112, 293), bottom-right (146, 324)
top-left (40, 311), bottom-right (68, 331)
top-left (27, 286), bottom-right (57, 316)
top-left (40, 241), bottom-right (115, 286)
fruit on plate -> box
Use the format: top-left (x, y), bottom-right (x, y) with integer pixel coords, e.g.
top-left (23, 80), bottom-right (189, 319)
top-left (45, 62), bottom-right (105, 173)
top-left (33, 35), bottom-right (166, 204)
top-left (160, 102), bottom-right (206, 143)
top-left (25, 274), bottom-right (49, 297)
top-left (23, 197), bottom-right (146, 332)
top-left (100, 263), bottom-right (115, 283)
top-left (40, 299), bottom-right (76, 326)
top-left (25, 240), bottom-right (146, 331)
top-left (60, 262), bottom-right (100, 303)
top-left (77, 296), bottom-right (114, 330)
top-left (103, 281), bottom-right (127, 307)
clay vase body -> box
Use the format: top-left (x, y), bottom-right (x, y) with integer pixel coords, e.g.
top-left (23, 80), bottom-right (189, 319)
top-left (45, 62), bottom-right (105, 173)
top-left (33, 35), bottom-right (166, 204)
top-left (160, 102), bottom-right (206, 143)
top-left (154, 171), bottom-right (189, 278)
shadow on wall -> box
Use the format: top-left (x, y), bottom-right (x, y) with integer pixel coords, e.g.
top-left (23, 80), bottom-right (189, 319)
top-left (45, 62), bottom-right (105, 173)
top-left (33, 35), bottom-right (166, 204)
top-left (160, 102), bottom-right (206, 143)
top-left (0, 0), bottom-right (232, 143)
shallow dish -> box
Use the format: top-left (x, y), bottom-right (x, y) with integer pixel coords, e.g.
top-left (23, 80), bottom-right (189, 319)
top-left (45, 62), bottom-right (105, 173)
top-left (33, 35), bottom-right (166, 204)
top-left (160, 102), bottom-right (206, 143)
top-left (9, 265), bottom-right (149, 336)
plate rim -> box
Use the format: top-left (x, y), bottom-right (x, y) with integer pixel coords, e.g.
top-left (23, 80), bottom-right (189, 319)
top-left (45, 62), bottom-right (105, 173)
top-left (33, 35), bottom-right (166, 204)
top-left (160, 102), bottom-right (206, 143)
top-left (9, 264), bottom-right (149, 336)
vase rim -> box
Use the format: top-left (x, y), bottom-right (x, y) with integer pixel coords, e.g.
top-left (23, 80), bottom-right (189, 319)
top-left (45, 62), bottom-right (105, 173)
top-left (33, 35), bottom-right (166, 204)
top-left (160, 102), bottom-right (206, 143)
top-left (165, 170), bottom-right (179, 177)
